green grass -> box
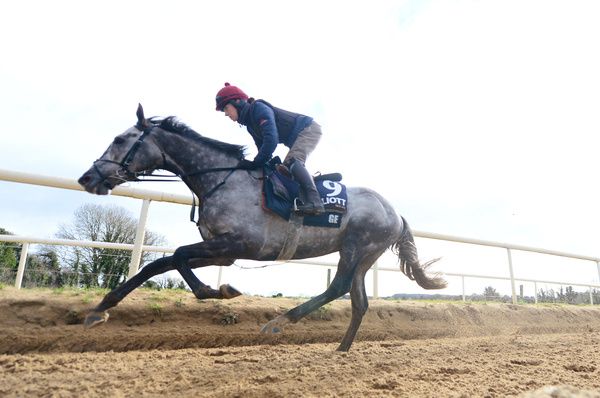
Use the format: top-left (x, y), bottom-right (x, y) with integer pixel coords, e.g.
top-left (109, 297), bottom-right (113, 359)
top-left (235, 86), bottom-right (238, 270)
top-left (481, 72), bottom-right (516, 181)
top-left (85, 287), bottom-right (109, 296)
top-left (149, 302), bottom-right (163, 317)
top-left (40, 286), bottom-right (110, 296)
top-left (309, 303), bottom-right (333, 320)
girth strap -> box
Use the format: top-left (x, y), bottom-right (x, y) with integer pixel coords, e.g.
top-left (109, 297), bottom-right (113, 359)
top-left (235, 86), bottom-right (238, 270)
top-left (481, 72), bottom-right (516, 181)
top-left (275, 213), bottom-right (304, 261)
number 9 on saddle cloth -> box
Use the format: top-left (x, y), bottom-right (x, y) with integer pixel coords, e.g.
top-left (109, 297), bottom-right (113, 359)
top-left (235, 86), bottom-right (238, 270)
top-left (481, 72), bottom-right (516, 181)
top-left (262, 157), bottom-right (347, 228)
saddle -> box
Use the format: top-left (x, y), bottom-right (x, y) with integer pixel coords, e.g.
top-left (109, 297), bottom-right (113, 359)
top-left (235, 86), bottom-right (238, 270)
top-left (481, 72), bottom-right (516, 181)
top-left (262, 158), bottom-right (347, 228)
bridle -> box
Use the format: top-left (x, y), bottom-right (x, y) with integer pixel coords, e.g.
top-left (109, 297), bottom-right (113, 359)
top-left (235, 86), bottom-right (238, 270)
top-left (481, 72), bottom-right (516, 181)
top-left (92, 122), bottom-right (247, 223)
top-left (92, 124), bottom-right (160, 184)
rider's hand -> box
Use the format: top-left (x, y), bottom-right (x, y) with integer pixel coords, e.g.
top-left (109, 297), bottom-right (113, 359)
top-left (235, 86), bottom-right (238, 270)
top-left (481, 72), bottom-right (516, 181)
top-left (237, 159), bottom-right (259, 170)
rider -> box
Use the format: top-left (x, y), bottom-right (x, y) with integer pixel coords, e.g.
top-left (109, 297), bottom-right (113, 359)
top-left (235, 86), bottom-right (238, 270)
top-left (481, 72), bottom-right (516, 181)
top-left (215, 82), bottom-right (325, 216)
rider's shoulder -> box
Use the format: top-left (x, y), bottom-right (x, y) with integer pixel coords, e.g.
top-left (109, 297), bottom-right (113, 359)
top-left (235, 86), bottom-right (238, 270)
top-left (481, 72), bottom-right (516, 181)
top-left (250, 99), bottom-right (275, 115)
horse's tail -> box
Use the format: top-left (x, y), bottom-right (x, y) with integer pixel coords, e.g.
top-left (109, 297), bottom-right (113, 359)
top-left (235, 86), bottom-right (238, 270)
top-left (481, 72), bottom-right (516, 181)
top-left (390, 216), bottom-right (447, 290)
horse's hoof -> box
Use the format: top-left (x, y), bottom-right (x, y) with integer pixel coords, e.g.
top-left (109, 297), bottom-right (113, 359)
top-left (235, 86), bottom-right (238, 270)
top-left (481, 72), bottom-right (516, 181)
top-left (260, 316), bottom-right (289, 334)
top-left (261, 325), bottom-right (282, 334)
top-left (219, 284), bottom-right (242, 299)
top-left (84, 311), bottom-right (109, 328)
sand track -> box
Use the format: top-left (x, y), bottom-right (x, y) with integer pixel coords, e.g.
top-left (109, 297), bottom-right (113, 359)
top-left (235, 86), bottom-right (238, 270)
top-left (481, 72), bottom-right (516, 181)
top-left (1, 288), bottom-right (600, 397)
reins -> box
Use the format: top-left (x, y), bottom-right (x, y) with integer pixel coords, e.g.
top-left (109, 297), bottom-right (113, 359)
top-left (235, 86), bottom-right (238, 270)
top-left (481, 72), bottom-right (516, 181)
top-left (137, 167), bottom-right (239, 225)
top-left (133, 166), bottom-right (240, 182)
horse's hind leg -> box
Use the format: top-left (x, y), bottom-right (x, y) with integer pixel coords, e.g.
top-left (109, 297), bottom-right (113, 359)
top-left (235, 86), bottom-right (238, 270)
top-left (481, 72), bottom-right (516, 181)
top-left (260, 267), bottom-right (354, 334)
top-left (84, 255), bottom-right (176, 327)
top-left (260, 248), bottom-right (383, 352)
top-left (337, 253), bottom-right (382, 351)
top-left (260, 245), bottom-right (362, 334)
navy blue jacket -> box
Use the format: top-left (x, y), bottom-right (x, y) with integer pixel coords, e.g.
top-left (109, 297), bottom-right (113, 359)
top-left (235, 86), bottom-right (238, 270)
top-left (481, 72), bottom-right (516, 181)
top-left (237, 100), bottom-right (313, 165)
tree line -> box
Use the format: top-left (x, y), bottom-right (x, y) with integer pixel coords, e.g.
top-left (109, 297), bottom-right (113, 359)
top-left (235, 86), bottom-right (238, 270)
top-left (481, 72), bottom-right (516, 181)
top-left (0, 204), bottom-right (166, 289)
top-left (477, 285), bottom-right (600, 304)
top-left (390, 285), bottom-right (600, 304)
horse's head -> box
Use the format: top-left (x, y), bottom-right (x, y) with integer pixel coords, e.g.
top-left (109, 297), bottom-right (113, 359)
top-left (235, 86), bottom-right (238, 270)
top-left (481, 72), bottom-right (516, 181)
top-left (78, 104), bottom-right (164, 195)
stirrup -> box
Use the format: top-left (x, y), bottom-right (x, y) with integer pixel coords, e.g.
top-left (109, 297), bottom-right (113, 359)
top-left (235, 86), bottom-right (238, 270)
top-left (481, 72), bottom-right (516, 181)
top-left (293, 197), bottom-right (303, 213)
top-left (293, 198), bottom-right (325, 215)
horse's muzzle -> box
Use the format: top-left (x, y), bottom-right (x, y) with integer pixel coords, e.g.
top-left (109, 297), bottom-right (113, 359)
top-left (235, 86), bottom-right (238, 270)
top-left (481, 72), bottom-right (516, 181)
top-left (78, 169), bottom-right (111, 195)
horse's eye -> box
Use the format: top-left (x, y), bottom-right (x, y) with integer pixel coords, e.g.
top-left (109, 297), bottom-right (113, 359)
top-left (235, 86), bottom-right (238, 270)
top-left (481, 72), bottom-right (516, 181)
top-left (113, 137), bottom-right (125, 145)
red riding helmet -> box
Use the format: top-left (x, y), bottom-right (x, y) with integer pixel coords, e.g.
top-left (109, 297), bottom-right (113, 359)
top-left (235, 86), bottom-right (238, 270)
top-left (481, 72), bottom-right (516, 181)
top-left (215, 82), bottom-right (248, 111)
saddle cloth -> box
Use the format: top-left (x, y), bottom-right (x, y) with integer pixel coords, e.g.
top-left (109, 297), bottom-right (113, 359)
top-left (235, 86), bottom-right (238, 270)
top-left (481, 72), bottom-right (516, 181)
top-left (262, 160), bottom-right (347, 228)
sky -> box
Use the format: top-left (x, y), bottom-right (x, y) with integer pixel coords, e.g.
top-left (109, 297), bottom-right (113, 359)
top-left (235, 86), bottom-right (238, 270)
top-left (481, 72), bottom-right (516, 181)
top-left (1, 0), bottom-right (600, 297)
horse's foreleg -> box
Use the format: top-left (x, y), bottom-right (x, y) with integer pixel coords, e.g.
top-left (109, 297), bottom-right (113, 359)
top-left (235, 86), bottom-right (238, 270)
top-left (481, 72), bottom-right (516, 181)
top-left (84, 255), bottom-right (175, 328)
top-left (176, 257), bottom-right (240, 299)
top-left (173, 235), bottom-right (246, 300)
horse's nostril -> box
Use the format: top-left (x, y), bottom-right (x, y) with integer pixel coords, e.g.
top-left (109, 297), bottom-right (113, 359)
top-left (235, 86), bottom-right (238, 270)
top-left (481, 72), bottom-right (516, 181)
top-left (78, 175), bottom-right (91, 185)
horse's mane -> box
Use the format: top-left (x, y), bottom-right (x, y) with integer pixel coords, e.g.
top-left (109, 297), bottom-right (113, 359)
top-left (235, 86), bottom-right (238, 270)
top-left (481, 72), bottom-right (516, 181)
top-left (150, 116), bottom-right (246, 159)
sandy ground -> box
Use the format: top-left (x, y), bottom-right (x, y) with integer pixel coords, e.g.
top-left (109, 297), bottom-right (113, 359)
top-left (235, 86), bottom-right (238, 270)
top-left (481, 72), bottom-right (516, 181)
top-left (1, 287), bottom-right (600, 397)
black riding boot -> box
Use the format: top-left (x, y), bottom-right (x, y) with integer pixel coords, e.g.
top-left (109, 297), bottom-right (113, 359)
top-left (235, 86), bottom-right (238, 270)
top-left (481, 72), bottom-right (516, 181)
top-left (289, 161), bottom-right (325, 216)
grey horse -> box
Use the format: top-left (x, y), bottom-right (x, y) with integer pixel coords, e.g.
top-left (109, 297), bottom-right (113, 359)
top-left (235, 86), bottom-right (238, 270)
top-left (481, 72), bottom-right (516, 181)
top-left (77, 104), bottom-right (446, 351)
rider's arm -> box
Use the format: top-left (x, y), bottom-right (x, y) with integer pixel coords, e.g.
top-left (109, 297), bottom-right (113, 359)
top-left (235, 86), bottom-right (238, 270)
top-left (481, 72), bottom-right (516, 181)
top-left (251, 102), bottom-right (278, 165)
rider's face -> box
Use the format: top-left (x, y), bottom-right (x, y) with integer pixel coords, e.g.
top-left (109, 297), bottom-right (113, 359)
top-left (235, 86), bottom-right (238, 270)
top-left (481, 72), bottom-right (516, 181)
top-left (223, 103), bottom-right (238, 122)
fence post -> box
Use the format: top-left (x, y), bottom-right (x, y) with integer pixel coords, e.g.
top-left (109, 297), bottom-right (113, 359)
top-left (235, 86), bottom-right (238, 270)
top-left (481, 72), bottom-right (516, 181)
top-left (461, 275), bottom-right (466, 302)
top-left (534, 281), bottom-right (538, 304)
top-left (217, 266), bottom-right (223, 287)
top-left (15, 242), bottom-right (29, 289)
top-left (590, 288), bottom-right (594, 306)
top-left (507, 248), bottom-right (517, 304)
top-left (372, 261), bottom-right (379, 299)
top-left (128, 199), bottom-right (151, 279)
top-left (597, 261), bottom-right (600, 286)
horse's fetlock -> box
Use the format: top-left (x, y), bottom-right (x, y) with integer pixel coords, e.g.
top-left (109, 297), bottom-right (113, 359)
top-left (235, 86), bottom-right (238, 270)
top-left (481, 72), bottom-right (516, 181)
top-left (193, 286), bottom-right (222, 300)
top-left (99, 294), bottom-right (119, 310)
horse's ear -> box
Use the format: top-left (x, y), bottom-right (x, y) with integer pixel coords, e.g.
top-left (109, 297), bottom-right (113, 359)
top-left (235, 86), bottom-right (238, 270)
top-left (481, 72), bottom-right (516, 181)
top-left (136, 103), bottom-right (148, 128)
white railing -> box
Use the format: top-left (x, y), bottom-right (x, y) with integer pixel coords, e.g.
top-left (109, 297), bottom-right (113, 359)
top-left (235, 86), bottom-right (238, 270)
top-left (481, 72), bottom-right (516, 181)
top-left (2, 168), bottom-right (600, 303)
top-left (390, 232), bottom-right (600, 304)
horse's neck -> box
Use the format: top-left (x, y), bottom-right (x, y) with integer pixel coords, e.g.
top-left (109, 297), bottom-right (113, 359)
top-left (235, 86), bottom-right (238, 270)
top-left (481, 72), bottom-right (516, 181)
top-left (155, 132), bottom-right (239, 197)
